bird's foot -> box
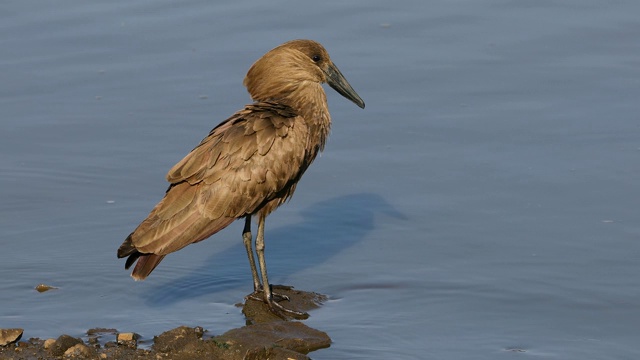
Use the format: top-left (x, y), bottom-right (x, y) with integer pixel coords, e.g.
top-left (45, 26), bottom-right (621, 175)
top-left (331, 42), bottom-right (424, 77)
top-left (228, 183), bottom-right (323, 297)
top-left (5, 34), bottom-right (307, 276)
top-left (268, 298), bottom-right (309, 320)
top-left (245, 284), bottom-right (309, 320)
top-left (245, 284), bottom-right (290, 302)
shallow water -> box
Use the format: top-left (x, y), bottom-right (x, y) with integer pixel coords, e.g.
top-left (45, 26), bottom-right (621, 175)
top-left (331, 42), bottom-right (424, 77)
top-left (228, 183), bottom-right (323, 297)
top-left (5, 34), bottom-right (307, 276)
top-left (2, 0), bottom-right (640, 358)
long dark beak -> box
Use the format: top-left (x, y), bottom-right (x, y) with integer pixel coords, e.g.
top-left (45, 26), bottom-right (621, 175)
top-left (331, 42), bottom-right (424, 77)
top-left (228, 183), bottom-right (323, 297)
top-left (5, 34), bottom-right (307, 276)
top-left (325, 63), bottom-right (365, 109)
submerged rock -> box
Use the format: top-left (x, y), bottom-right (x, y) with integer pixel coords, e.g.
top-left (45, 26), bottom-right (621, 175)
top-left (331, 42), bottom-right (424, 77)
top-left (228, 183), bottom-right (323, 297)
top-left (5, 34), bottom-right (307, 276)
top-left (0, 328), bottom-right (23, 346)
top-left (87, 328), bottom-right (117, 336)
top-left (87, 327), bottom-right (118, 347)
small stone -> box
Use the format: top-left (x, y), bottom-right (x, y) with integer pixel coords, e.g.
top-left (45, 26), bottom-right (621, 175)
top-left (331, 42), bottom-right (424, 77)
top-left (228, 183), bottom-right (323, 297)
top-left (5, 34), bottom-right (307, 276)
top-left (64, 343), bottom-right (95, 358)
top-left (0, 328), bottom-right (23, 346)
top-left (35, 283), bottom-right (58, 292)
top-left (117, 332), bottom-right (140, 348)
top-left (100, 354), bottom-right (108, 359)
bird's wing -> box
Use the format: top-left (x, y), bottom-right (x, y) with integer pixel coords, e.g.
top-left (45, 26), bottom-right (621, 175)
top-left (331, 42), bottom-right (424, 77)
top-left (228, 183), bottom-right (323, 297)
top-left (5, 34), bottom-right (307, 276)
top-left (129, 103), bottom-right (308, 255)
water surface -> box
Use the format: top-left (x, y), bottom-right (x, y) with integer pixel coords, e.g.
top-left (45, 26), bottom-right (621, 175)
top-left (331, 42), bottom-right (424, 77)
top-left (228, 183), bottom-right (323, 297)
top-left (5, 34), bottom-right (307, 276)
top-left (2, 1), bottom-right (640, 359)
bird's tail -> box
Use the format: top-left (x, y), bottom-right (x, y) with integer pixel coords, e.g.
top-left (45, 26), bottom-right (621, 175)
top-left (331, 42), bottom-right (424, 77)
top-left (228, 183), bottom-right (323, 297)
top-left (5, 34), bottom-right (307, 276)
top-left (130, 253), bottom-right (166, 281)
top-left (116, 182), bottom-right (237, 280)
top-left (117, 213), bottom-right (235, 280)
top-left (118, 234), bottom-right (166, 280)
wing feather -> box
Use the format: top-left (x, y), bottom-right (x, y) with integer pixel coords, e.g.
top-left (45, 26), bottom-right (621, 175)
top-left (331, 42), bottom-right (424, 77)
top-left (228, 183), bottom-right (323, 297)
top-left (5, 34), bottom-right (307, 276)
top-left (125, 102), bottom-right (308, 257)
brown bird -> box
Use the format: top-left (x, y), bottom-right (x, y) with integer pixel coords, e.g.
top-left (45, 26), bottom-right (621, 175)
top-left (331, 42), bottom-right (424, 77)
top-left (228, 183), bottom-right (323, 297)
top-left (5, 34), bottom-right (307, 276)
top-left (117, 39), bottom-right (365, 317)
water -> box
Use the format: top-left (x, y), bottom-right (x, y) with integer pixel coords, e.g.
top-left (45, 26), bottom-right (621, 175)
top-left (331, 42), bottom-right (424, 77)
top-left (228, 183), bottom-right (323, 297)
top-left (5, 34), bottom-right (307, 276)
top-left (2, 0), bottom-right (640, 358)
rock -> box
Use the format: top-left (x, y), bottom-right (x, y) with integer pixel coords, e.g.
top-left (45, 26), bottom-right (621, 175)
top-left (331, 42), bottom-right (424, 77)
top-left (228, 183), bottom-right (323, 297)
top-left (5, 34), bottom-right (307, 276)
top-left (152, 326), bottom-right (202, 354)
top-left (216, 321), bottom-right (331, 356)
top-left (116, 332), bottom-right (140, 348)
top-left (64, 343), bottom-right (96, 358)
top-left (0, 328), bottom-right (23, 346)
top-left (147, 321), bottom-right (329, 360)
top-left (43, 338), bottom-right (56, 349)
top-left (242, 285), bottom-right (327, 324)
top-left (244, 346), bottom-right (310, 360)
top-left (47, 334), bottom-right (83, 356)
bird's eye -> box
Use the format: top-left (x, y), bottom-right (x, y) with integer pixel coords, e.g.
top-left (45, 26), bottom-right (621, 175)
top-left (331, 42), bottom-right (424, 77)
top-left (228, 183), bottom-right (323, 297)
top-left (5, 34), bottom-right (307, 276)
top-left (312, 55), bottom-right (321, 63)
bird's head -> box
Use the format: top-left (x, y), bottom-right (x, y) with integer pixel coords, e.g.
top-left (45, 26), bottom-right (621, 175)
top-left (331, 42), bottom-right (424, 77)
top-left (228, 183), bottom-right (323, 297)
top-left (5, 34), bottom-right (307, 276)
top-left (244, 39), bottom-right (365, 110)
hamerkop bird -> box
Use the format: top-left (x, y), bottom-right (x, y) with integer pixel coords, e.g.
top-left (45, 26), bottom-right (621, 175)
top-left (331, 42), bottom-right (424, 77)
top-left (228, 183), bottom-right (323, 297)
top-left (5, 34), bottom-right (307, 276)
top-left (117, 39), bottom-right (365, 317)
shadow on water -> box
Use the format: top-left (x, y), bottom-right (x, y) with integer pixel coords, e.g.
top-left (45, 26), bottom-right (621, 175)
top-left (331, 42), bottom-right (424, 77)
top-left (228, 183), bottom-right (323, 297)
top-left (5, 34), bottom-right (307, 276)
top-left (142, 192), bottom-right (405, 306)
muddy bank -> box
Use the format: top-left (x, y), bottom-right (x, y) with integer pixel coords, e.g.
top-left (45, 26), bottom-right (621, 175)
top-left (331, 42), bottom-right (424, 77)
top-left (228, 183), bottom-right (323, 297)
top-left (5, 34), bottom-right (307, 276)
top-left (0, 287), bottom-right (330, 360)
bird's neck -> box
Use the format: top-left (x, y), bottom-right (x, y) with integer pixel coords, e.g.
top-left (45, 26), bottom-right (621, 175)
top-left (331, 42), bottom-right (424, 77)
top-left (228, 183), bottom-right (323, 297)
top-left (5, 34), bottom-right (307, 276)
top-left (287, 81), bottom-right (331, 152)
top-left (258, 81), bottom-right (332, 154)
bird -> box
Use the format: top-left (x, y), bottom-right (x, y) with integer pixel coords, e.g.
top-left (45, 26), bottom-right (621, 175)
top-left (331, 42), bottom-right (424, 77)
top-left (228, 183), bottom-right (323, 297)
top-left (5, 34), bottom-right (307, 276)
top-left (117, 39), bottom-right (365, 318)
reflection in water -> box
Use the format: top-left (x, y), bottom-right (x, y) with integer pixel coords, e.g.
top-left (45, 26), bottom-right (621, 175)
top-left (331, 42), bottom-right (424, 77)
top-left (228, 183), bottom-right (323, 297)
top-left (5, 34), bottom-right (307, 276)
top-left (142, 193), bottom-right (405, 306)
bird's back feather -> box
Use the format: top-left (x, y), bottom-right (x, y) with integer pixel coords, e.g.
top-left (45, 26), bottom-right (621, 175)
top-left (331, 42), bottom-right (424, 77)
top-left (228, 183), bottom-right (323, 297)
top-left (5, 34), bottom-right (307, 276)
top-left (118, 102), bottom-right (311, 278)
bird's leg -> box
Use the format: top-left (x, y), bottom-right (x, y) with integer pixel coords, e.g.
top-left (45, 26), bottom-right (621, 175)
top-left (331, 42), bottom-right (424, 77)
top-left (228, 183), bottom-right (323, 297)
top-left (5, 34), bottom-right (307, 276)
top-left (242, 215), bottom-right (261, 292)
top-left (254, 215), bottom-right (308, 319)
top-left (244, 215), bottom-right (282, 303)
top-left (255, 214), bottom-right (272, 299)
top-left (243, 215), bottom-right (284, 302)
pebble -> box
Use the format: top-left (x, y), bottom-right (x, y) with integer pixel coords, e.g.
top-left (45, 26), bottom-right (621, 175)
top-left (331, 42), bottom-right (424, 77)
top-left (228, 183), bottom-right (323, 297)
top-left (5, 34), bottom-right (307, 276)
top-left (35, 283), bottom-right (58, 292)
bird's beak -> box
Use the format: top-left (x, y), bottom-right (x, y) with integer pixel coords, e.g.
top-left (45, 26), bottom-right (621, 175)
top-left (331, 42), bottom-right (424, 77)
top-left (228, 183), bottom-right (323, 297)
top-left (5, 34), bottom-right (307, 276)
top-left (325, 63), bottom-right (365, 109)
